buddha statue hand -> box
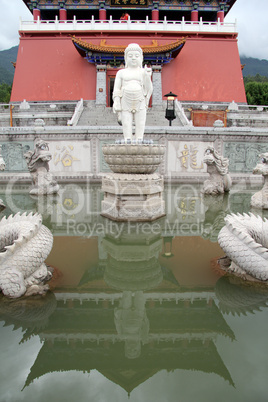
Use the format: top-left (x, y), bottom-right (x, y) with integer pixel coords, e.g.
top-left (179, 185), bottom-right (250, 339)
top-left (113, 97), bottom-right (122, 113)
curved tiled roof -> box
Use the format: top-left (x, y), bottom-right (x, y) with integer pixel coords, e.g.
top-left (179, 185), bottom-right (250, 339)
top-left (71, 36), bottom-right (186, 55)
top-left (71, 37), bottom-right (186, 65)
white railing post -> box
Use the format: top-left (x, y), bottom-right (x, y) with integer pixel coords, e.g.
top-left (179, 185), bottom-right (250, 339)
top-left (181, 16), bottom-right (185, 30)
top-left (217, 17), bottom-right (220, 31)
top-left (67, 98), bottom-right (84, 126)
top-left (199, 16), bottom-right (202, 31)
top-left (73, 15), bottom-right (77, 30)
top-left (127, 15), bottom-right (131, 28)
top-left (164, 16), bottom-right (167, 30)
top-left (175, 100), bottom-right (192, 126)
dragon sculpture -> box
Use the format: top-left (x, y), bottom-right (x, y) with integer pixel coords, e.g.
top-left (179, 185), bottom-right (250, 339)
top-left (0, 212), bottom-right (53, 298)
top-left (251, 152), bottom-right (268, 209)
top-left (202, 146), bottom-right (232, 195)
top-left (0, 145), bottom-right (6, 210)
top-left (0, 202), bottom-right (4, 213)
top-left (218, 213), bottom-right (268, 282)
top-left (0, 145), bottom-right (5, 171)
top-left (24, 139), bottom-right (59, 196)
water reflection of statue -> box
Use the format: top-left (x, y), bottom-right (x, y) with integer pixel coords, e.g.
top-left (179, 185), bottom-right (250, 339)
top-left (113, 43), bottom-right (153, 142)
top-left (114, 291), bottom-right (149, 359)
top-left (202, 193), bottom-right (230, 242)
top-left (103, 221), bottom-right (163, 359)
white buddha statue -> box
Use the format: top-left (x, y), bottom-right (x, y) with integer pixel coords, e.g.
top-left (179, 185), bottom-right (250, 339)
top-left (113, 43), bottom-right (153, 142)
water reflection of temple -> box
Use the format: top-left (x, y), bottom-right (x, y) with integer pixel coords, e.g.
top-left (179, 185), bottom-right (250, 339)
top-left (24, 292), bottom-right (235, 391)
top-left (2, 184), bottom-right (268, 393)
top-left (0, 217), bottom-right (242, 393)
top-left (2, 274), bottom-right (268, 393)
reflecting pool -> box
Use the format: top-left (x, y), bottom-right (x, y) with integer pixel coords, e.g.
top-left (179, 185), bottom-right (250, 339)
top-left (0, 182), bottom-right (268, 402)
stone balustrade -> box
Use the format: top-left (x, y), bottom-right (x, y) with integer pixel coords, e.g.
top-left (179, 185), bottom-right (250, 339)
top-left (20, 16), bottom-right (237, 33)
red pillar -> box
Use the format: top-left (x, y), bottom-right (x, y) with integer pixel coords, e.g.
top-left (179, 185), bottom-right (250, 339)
top-left (99, 8), bottom-right (106, 20)
top-left (33, 9), bottom-right (41, 21)
top-left (217, 10), bottom-right (224, 23)
top-left (191, 10), bottom-right (198, 22)
top-left (152, 9), bottom-right (159, 21)
top-left (59, 8), bottom-right (67, 21)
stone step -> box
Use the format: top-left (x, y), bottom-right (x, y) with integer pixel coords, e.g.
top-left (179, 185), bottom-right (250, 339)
top-left (77, 102), bottom-right (184, 127)
top-left (78, 104), bottom-right (116, 126)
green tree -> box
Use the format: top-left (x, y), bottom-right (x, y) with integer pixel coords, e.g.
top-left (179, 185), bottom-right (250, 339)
top-left (0, 83), bottom-right (12, 103)
top-left (244, 81), bottom-right (268, 106)
top-left (244, 74), bottom-right (268, 84)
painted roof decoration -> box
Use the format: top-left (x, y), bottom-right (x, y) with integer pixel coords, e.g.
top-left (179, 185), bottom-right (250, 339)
top-left (71, 37), bottom-right (187, 65)
top-left (23, 0), bottom-right (237, 15)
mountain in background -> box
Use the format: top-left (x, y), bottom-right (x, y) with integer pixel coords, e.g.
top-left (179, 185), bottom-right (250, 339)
top-left (0, 46), bottom-right (267, 85)
top-left (240, 56), bottom-right (268, 77)
top-left (0, 46), bottom-right (18, 85)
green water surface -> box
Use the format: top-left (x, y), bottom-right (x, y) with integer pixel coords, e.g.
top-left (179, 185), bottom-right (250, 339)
top-left (0, 183), bottom-right (267, 402)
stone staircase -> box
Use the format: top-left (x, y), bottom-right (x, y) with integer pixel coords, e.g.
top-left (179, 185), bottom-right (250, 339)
top-left (77, 101), bottom-right (117, 126)
top-left (77, 101), bottom-right (185, 127)
top-left (146, 105), bottom-right (185, 126)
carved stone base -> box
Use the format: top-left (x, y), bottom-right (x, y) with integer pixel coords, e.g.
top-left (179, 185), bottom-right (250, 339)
top-left (102, 143), bottom-right (165, 174)
top-left (101, 173), bottom-right (165, 221)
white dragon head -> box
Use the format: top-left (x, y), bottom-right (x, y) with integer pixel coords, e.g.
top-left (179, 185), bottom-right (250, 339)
top-left (253, 152), bottom-right (268, 176)
top-left (203, 146), bottom-right (229, 176)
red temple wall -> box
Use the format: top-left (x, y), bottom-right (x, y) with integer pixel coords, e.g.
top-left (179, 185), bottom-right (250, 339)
top-left (11, 33), bottom-right (246, 103)
top-left (11, 36), bottom-right (96, 102)
top-left (162, 36), bottom-right (246, 103)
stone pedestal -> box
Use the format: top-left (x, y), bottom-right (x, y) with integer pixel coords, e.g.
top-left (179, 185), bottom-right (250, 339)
top-left (101, 143), bottom-right (166, 221)
top-left (101, 173), bottom-right (165, 221)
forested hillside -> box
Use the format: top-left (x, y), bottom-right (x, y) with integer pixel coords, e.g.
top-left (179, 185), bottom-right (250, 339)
top-left (241, 57), bottom-right (268, 78)
top-left (0, 46), bottom-right (18, 85)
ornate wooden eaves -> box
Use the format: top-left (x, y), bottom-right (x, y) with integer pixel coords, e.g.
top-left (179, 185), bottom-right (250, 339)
top-left (71, 36), bottom-right (186, 66)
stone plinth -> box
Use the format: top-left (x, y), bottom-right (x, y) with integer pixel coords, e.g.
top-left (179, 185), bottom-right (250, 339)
top-left (101, 143), bottom-right (165, 221)
top-left (102, 143), bottom-right (165, 174)
top-left (101, 173), bottom-right (165, 221)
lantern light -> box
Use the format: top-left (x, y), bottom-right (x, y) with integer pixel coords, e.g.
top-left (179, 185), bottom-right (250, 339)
top-left (164, 91), bottom-right (177, 126)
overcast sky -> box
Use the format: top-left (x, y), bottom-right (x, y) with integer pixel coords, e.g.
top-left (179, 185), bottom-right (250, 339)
top-left (0, 0), bottom-right (267, 60)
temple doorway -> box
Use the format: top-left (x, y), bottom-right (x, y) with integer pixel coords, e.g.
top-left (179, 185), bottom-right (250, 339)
top-left (107, 69), bottom-right (120, 107)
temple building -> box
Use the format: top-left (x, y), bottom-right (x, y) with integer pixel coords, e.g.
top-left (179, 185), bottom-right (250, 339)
top-left (11, 0), bottom-right (246, 105)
